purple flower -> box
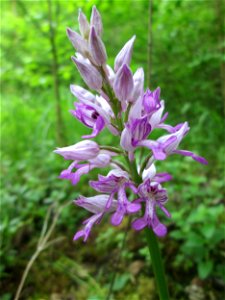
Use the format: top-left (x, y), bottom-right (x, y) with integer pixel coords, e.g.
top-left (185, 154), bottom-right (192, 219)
top-left (90, 169), bottom-right (141, 226)
top-left (53, 140), bottom-right (99, 160)
top-left (114, 36), bottom-right (136, 72)
top-left (143, 87), bottom-right (161, 114)
top-left (128, 87), bottom-right (167, 130)
top-left (121, 116), bottom-right (151, 148)
top-left (120, 114), bottom-right (154, 161)
top-left (70, 89), bottom-right (119, 136)
top-left (132, 179), bottom-right (171, 237)
top-left (138, 122), bottom-right (208, 165)
top-left (74, 194), bottom-right (117, 242)
top-left (121, 99), bottom-right (168, 160)
top-left (70, 103), bottom-right (105, 138)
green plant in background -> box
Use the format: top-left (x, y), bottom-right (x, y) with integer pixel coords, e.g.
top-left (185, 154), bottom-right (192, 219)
top-left (171, 204), bottom-right (225, 280)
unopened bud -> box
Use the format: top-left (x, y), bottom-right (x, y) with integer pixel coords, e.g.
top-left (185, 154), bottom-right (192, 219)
top-left (71, 56), bottom-right (103, 90)
top-left (113, 64), bottom-right (134, 103)
top-left (89, 26), bottom-right (107, 66)
top-left (78, 9), bottom-right (90, 39)
top-left (66, 28), bottom-right (89, 56)
top-left (90, 6), bottom-right (103, 36)
top-left (114, 36), bottom-right (136, 72)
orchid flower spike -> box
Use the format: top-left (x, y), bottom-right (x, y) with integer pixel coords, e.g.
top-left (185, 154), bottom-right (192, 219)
top-left (54, 6), bottom-right (207, 243)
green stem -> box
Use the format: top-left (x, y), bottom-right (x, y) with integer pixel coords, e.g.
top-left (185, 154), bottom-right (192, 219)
top-left (145, 228), bottom-right (170, 300)
top-left (100, 146), bottom-right (123, 154)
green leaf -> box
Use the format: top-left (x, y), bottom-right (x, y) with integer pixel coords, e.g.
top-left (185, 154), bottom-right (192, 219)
top-left (170, 230), bottom-right (184, 240)
top-left (112, 274), bottom-right (130, 292)
top-left (185, 232), bottom-right (205, 247)
top-left (198, 261), bottom-right (213, 279)
top-left (200, 224), bottom-right (215, 239)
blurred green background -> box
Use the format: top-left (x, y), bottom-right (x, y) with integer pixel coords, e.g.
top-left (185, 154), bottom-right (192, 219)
top-left (1, 0), bottom-right (224, 299)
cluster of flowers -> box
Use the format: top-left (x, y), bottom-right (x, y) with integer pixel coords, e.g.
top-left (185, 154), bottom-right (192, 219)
top-left (54, 6), bottom-right (207, 242)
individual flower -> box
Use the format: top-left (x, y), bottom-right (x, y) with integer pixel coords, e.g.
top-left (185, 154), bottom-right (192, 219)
top-left (132, 179), bottom-right (171, 237)
top-left (73, 195), bottom-right (117, 241)
top-left (70, 103), bottom-right (105, 138)
top-left (120, 92), bottom-right (168, 160)
top-left (70, 86), bottom-right (118, 136)
top-left (138, 122), bottom-right (208, 166)
top-left (120, 116), bottom-right (151, 160)
top-left (90, 169), bottom-right (141, 226)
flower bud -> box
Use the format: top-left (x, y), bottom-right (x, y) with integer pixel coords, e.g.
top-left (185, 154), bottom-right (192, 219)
top-left (89, 26), bottom-right (107, 66)
top-left (114, 35), bottom-right (136, 72)
top-left (54, 140), bottom-right (100, 160)
top-left (66, 28), bottom-right (89, 56)
top-left (75, 195), bottom-right (117, 214)
top-left (71, 56), bottom-right (103, 90)
top-left (90, 6), bottom-right (102, 36)
top-left (78, 9), bottom-right (90, 39)
top-left (113, 64), bottom-right (134, 103)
